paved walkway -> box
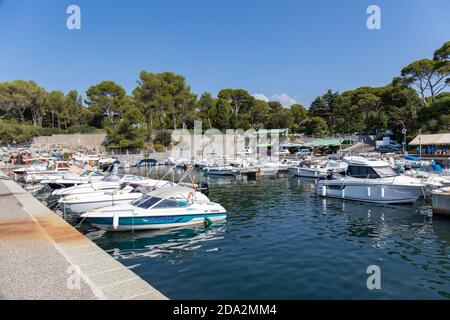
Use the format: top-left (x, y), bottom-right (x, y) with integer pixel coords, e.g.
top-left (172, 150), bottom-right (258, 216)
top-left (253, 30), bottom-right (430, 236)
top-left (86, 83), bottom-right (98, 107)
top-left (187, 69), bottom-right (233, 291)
top-left (0, 174), bottom-right (167, 300)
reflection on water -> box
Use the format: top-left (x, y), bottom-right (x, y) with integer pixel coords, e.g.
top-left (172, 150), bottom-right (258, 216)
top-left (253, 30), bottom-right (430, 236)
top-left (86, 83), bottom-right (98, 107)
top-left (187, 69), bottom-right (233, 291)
top-left (81, 167), bottom-right (450, 299)
top-left (87, 224), bottom-right (226, 260)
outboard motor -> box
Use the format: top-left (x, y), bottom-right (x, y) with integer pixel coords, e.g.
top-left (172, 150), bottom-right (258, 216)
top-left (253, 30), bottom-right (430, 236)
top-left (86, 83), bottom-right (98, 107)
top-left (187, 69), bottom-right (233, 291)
top-left (103, 163), bottom-right (115, 172)
top-left (326, 169), bottom-right (334, 180)
top-left (197, 182), bottom-right (209, 195)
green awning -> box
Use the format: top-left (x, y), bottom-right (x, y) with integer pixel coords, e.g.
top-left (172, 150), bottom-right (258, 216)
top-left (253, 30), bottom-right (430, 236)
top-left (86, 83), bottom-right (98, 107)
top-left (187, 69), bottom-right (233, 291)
top-left (305, 139), bottom-right (343, 147)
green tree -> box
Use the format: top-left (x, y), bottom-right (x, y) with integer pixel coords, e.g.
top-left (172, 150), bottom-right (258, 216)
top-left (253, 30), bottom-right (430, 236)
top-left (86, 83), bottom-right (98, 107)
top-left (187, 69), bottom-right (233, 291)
top-left (0, 119), bottom-right (40, 144)
top-left (160, 72), bottom-right (197, 130)
top-left (133, 71), bottom-right (196, 131)
top-left (45, 91), bottom-right (66, 129)
top-left (290, 103), bottom-right (308, 132)
top-left (0, 80), bottom-right (46, 126)
top-left (106, 107), bottom-right (146, 149)
top-left (64, 90), bottom-right (85, 127)
top-left (86, 81), bottom-right (126, 127)
top-left (218, 89), bottom-right (255, 128)
top-left (266, 101), bottom-right (292, 129)
top-left (308, 90), bottom-right (342, 132)
top-left (401, 45), bottom-right (449, 106)
top-left (153, 130), bottom-right (172, 147)
top-left (249, 100), bottom-right (269, 128)
top-left (213, 98), bottom-right (232, 130)
top-left (439, 114), bottom-right (450, 132)
top-left (196, 92), bottom-right (217, 129)
top-left (133, 71), bottom-right (166, 131)
top-left (434, 41), bottom-right (450, 61)
top-left (303, 117), bottom-right (329, 136)
top-left (334, 95), bottom-right (365, 134)
top-left (365, 111), bottom-right (388, 133)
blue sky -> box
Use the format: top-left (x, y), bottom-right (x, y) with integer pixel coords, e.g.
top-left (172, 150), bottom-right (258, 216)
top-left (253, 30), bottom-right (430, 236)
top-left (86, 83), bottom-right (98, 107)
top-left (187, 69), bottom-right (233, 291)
top-left (0, 0), bottom-right (449, 106)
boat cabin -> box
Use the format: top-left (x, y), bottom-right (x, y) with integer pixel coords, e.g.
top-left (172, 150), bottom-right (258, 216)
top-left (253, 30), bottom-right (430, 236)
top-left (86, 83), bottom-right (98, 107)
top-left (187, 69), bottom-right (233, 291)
top-left (343, 157), bottom-right (397, 179)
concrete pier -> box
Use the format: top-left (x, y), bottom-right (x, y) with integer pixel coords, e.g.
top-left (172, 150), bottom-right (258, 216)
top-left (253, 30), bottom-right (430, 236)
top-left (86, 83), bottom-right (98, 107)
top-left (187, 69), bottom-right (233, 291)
top-left (0, 173), bottom-right (167, 300)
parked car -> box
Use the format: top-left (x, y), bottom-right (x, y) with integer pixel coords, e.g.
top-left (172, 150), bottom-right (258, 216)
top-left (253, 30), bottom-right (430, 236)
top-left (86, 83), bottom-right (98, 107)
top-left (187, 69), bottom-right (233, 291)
top-left (377, 145), bottom-right (400, 153)
top-left (295, 149), bottom-right (312, 157)
top-left (275, 149), bottom-right (290, 156)
top-left (385, 140), bottom-right (402, 149)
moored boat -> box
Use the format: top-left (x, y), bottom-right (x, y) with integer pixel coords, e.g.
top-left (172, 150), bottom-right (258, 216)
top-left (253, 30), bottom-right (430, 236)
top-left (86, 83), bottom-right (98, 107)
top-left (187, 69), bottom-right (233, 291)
top-left (58, 184), bottom-right (148, 214)
top-left (316, 156), bottom-right (426, 204)
top-left (81, 186), bottom-right (227, 231)
top-left (432, 187), bottom-right (450, 217)
top-left (40, 170), bottom-right (105, 189)
top-left (294, 160), bottom-right (347, 178)
top-left (203, 165), bottom-right (234, 176)
top-left (52, 173), bottom-right (176, 197)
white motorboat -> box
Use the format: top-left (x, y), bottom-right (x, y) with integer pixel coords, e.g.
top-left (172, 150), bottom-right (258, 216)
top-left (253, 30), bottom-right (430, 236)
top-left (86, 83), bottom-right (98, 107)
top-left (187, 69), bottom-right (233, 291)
top-left (59, 184), bottom-right (148, 214)
top-left (258, 160), bottom-right (287, 176)
top-left (51, 173), bottom-right (176, 197)
top-left (404, 168), bottom-right (450, 188)
top-left (259, 165), bottom-right (279, 176)
top-left (13, 162), bottom-right (47, 175)
top-left (81, 186), bottom-right (227, 231)
top-left (316, 156), bottom-right (426, 204)
top-left (24, 161), bottom-right (72, 183)
top-left (294, 160), bottom-right (347, 178)
top-left (167, 157), bottom-right (189, 168)
top-left (195, 157), bottom-right (222, 169)
top-left (40, 170), bottom-right (105, 189)
top-left (432, 187), bottom-right (450, 217)
top-left (203, 165), bottom-right (234, 176)
top-left (262, 158), bottom-right (289, 174)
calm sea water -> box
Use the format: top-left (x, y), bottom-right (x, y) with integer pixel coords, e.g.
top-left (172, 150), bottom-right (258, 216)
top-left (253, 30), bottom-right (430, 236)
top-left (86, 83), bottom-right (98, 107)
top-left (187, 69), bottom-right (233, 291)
top-left (79, 167), bottom-right (450, 299)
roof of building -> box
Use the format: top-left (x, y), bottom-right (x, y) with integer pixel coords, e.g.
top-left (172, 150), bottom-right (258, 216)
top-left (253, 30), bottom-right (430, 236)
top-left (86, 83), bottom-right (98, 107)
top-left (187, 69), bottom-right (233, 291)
top-left (409, 133), bottom-right (450, 146)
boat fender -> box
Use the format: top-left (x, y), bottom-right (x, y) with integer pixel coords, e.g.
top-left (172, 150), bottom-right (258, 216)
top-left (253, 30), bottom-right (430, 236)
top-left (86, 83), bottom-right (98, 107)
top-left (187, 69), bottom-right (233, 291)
top-left (367, 187), bottom-right (371, 197)
top-left (322, 186), bottom-right (327, 196)
top-left (113, 211), bottom-right (119, 230)
top-left (381, 187), bottom-right (385, 198)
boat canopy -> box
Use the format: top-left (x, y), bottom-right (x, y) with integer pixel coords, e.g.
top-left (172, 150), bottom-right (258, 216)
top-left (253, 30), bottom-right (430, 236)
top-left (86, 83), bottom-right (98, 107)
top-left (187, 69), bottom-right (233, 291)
top-left (325, 160), bottom-right (348, 172)
top-left (147, 186), bottom-right (197, 199)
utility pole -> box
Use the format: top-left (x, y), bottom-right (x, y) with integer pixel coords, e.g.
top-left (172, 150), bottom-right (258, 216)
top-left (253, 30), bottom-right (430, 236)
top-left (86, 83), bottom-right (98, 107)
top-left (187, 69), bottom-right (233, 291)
top-left (419, 129), bottom-right (422, 157)
top-left (400, 121), bottom-right (407, 156)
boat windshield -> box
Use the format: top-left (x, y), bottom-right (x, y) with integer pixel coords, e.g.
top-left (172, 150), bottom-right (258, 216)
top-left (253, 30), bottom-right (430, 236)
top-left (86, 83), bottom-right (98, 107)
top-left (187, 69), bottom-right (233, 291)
top-left (154, 199), bottom-right (187, 208)
top-left (347, 165), bottom-right (396, 179)
top-left (373, 166), bottom-right (397, 177)
top-left (123, 175), bottom-right (145, 181)
top-left (131, 195), bottom-right (162, 209)
top-left (102, 174), bottom-right (124, 182)
top-left (80, 171), bottom-right (91, 177)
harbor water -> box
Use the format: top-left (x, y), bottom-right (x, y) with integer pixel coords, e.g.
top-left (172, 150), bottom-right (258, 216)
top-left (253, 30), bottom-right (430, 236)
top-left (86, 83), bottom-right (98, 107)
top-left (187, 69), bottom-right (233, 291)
top-left (76, 167), bottom-right (450, 299)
